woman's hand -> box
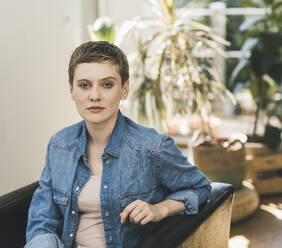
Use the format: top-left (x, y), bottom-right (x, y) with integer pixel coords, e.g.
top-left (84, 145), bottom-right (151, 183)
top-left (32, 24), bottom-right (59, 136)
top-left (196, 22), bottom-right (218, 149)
top-left (120, 200), bottom-right (168, 225)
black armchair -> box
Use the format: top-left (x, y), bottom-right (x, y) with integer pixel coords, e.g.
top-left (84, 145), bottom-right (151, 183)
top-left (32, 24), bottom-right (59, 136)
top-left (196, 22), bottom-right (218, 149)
top-left (0, 182), bottom-right (234, 248)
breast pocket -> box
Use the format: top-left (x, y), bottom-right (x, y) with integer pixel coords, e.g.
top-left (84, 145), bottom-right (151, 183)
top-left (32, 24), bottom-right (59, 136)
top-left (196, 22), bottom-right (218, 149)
top-left (120, 186), bottom-right (156, 209)
top-left (52, 189), bottom-right (69, 214)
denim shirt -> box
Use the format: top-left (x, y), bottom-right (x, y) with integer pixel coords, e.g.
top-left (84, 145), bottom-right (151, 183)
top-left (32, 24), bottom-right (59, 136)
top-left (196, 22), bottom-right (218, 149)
top-left (25, 111), bottom-right (211, 248)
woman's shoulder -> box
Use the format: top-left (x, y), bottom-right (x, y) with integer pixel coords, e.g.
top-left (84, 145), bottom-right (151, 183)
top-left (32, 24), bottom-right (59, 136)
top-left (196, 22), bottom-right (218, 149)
top-left (49, 120), bottom-right (85, 145)
top-left (124, 116), bottom-right (168, 151)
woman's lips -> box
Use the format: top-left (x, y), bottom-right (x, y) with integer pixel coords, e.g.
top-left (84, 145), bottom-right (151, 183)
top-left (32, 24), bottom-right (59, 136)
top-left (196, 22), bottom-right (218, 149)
top-left (87, 106), bottom-right (105, 113)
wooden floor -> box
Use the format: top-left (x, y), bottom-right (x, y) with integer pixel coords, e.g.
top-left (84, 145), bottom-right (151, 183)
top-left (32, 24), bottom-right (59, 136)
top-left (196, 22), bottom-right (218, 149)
top-left (175, 115), bottom-right (282, 248)
top-left (229, 193), bottom-right (282, 248)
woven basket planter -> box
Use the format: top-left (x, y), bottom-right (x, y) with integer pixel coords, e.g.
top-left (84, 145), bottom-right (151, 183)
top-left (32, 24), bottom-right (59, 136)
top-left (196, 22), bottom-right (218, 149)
top-left (231, 181), bottom-right (259, 223)
top-left (246, 143), bottom-right (282, 195)
top-left (192, 131), bottom-right (246, 190)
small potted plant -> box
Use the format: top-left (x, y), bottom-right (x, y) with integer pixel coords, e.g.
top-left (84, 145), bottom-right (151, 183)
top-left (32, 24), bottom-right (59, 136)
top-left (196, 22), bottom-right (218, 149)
top-left (230, 0), bottom-right (282, 194)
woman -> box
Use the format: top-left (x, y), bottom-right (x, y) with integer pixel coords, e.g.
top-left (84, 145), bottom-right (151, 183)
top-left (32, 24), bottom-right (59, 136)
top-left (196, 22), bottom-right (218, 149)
top-left (25, 41), bottom-right (211, 248)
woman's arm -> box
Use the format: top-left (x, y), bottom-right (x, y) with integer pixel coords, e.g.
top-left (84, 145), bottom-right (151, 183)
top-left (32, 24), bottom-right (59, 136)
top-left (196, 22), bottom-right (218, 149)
top-left (120, 199), bottom-right (184, 225)
top-left (25, 140), bottom-right (64, 248)
top-left (120, 135), bottom-right (211, 225)
top-left (158, 135), bottom-right (211, 215)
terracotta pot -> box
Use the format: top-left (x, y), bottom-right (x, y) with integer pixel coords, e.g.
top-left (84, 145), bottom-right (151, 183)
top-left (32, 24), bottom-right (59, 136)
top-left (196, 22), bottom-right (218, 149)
top-left (192, 131), bottom-right (246, 189)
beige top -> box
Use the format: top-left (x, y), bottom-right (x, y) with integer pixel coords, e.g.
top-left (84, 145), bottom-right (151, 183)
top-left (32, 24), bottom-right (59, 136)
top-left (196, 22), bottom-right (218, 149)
top-left (75, 175), bottom-right (106, 248)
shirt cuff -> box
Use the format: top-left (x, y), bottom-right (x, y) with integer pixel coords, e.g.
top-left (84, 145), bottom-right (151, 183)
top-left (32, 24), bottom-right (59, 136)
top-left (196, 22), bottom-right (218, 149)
top-left (165, 190), bottom-right (199, 215)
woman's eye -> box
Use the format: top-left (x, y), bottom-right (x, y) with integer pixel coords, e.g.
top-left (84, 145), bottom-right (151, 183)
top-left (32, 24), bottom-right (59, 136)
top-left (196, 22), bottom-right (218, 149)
top-left (103, 82), bottom-right (113, 88)
top-left (79, 83), bottom-right (88, 88)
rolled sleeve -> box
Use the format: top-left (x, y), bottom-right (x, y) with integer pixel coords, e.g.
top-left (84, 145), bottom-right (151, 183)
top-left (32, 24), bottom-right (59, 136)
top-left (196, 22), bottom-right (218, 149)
top-left (24, 233), bottom-right (63, 248)
top-left (159, 135), bottom-right (211, 215)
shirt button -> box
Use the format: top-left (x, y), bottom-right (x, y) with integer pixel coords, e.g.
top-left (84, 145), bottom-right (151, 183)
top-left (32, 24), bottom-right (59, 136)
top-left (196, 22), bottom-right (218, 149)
top-left (109, 236), bottom-right (113, 241)
top-left (75, 186), bottom-right (80, 191)
top-left (105, 212), bottom-right (109, 216)
top-left (106, 159), bottom-right (110, 164)
top-left (72, 210), bottom-right (75, 215)
top-left (104, 185), bottom-right (108, 189)
top-left (69, 233), bottom-right (73, 238)
top-left (53, 196), bottom-right (56, 200)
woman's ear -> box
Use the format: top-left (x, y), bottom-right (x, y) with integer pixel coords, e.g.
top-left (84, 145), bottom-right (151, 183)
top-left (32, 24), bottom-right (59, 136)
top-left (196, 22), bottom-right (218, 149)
top-left (69, 83), bottom-right (74, 100)
top-left (121, 80), bottom-right (129, 100)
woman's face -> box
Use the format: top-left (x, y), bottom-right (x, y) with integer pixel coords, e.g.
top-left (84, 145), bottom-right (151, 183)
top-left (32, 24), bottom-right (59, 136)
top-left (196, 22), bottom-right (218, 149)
top-left (69, 62), bottom-right (129, 126)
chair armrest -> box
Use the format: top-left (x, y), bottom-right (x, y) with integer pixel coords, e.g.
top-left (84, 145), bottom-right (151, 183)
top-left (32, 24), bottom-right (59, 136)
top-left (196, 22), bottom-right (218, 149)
top-left (0, 181), bottom-right (39, 248)
top-left (138, 182), bottom-right (234, 248)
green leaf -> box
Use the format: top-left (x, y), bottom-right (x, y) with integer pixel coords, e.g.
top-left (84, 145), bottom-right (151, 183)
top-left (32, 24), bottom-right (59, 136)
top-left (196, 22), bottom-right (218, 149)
top-left (239, 16), bottom-right (266, 32)
top-left (239, 0), bottom-right (263, 8)
top-left (262, 74), bottom-right (276, 87)
top-left (263, 0), bottom-right (275, 6)
top-left (272, 0), bottom-right (282, 10)
top-left (230, 58), bottom-right (250, 88)
top-left (241, 37), bottom-right (259, 54)
top-left (91, 17), bottom-right (116, 42)
top-left (87, 24), bottom-right (99, 41)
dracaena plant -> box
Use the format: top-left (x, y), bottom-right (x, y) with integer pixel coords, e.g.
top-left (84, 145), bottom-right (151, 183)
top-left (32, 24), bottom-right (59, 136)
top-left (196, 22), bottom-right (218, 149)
top-left (230, 0), bottom-right (282, 149)
top-left (123, 0), bottom-right (235, 137)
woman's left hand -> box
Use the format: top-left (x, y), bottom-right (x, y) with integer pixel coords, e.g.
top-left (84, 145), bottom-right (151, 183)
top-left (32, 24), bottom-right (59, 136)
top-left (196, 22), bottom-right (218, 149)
top-left (120, 200), bottom-right (167, 225)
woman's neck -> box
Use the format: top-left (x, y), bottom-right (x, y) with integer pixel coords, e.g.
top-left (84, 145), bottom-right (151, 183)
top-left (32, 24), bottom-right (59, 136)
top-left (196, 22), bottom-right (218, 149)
top-left (85, 113), bottom-right (118, 148)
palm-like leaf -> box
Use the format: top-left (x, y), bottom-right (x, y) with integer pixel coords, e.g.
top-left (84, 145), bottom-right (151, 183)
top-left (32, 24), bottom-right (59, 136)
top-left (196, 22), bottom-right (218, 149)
top-left (239, 16), bottom-right (266, 32)
top-left (239, 0), bottom-right (263, 8)
top-left (120, 0), bottom-right (234, 133)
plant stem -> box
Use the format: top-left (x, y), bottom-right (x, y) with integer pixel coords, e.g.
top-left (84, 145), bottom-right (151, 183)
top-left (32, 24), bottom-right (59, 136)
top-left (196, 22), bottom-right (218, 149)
top-left (252, 104), bottom-right (259, 138)
top-left (252, 79), bottom-right (262, 138)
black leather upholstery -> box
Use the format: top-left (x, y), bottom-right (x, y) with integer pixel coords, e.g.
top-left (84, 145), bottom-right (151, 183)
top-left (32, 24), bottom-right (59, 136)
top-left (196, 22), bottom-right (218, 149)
top-left (0, 182), bottom-right (39, 248)
top-left (0, 182), bottom-right (233, 248)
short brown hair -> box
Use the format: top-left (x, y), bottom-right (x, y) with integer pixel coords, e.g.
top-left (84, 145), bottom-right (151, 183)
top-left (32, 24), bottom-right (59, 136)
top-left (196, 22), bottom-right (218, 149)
top-left (68, 41), bottom-right (129, 85)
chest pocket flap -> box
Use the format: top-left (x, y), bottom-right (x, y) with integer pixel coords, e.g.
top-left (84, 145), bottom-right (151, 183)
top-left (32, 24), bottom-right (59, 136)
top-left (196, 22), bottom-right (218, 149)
top-left (120, 187), bottom-right (156, 209)
top-left (52, 189), bottom-right (69, 206)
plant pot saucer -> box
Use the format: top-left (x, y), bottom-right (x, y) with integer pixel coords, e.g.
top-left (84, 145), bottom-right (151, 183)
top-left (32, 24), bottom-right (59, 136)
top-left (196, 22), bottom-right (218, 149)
top-left (231, 181), bottom-right (259, 223)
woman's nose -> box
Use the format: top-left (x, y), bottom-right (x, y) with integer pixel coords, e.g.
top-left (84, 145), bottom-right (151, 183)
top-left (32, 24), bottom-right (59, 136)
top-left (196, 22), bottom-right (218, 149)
top-left (89, 86), bottom-right (101, 101)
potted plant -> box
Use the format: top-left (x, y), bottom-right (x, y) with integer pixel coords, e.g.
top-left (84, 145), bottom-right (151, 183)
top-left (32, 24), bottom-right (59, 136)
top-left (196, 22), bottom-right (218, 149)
top-left (230, 0), bottom-right (282, 194)
top-left (87, 16), bottom-right (135, 45)
top-left (111, 0), bottom-right (248, 189)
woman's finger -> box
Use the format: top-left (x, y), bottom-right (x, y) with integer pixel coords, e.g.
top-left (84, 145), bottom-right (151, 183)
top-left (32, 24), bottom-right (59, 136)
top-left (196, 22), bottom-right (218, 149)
top-left (120, 199), bottom-right (143, 223)
top-left (131, 209), bottom-right (148, 224)
top-left (129, 202), bottom-right (146, 220)
top-left (140, 215), bottom-right (152, 225)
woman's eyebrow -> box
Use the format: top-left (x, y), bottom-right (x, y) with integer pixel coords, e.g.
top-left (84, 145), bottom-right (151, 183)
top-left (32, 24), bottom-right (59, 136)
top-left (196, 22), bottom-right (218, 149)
top-left (77, 78), bottom-right (91, 82)
top-left (76, 76), bottom-right (116, 82)
top-left (100, 76), bottom-right (116, 81)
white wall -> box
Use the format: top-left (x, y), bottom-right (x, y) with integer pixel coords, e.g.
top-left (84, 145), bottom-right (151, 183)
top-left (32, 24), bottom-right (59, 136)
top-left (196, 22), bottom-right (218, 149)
top-left (0, 0), bottom-right (98, 195)
top-left (98, 0), bottom-right (151, 23)
top-left (0, 0), bottom-right (149, 196)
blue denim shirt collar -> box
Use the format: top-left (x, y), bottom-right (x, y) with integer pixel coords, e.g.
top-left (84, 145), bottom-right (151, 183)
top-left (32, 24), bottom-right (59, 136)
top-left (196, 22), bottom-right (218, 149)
top-left (76, 121), bottom-right (87, 163)
top-left (76, 110), bottom-right (126, 162)
top-left (104, 110), bottom-right (127, 158)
